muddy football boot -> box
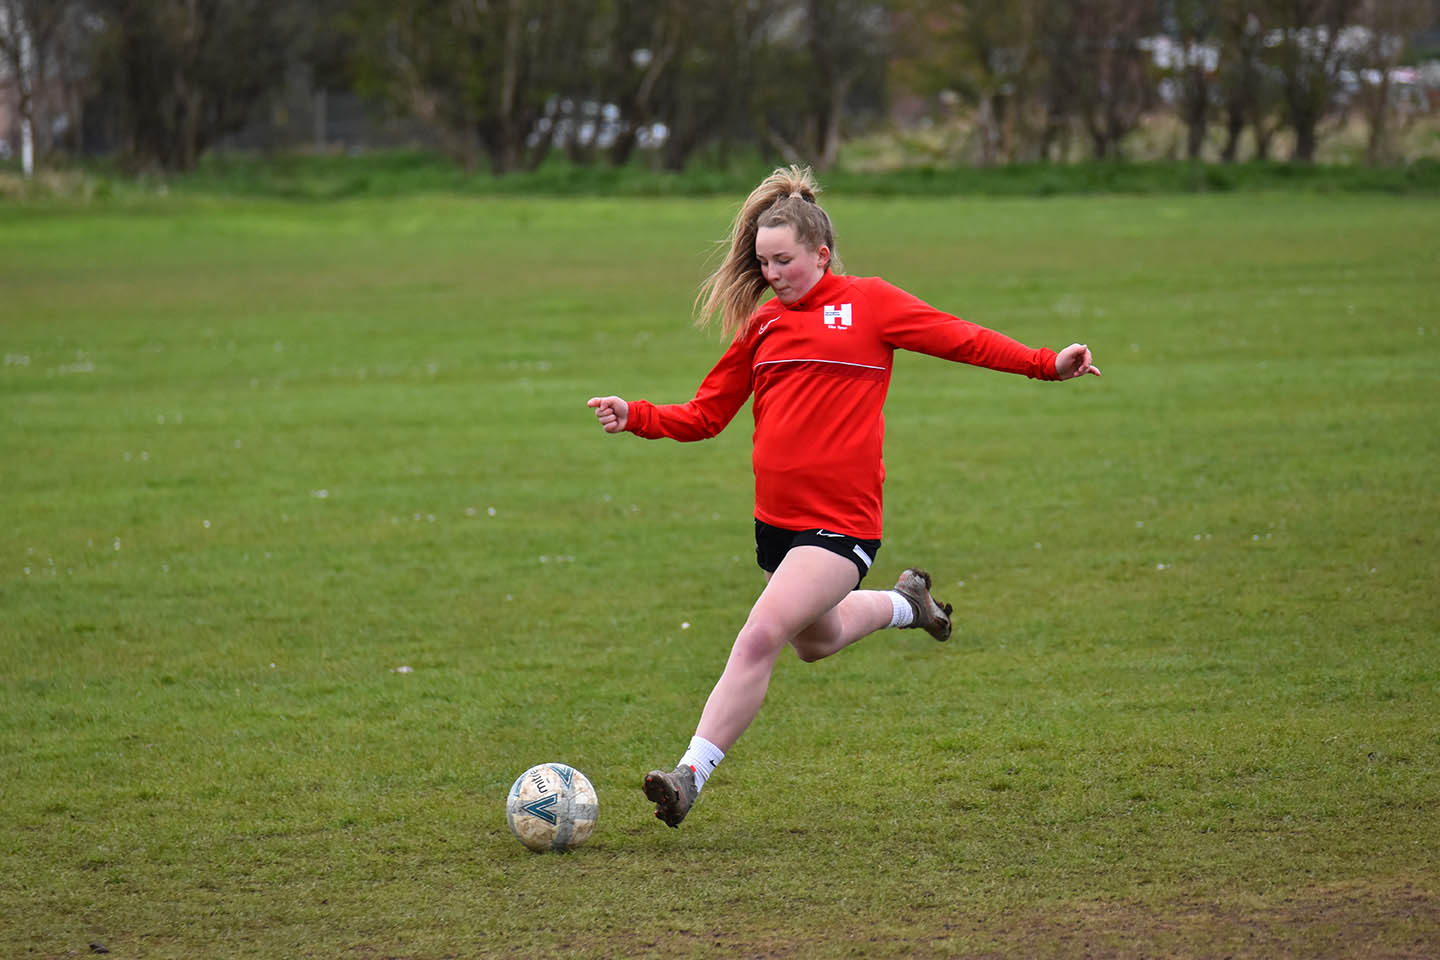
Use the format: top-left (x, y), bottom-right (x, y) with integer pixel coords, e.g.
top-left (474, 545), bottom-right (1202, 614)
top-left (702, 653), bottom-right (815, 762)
top-left (894, 568), bottom-right (954, 642)
top-left (643, 764), bottom-right (698, 828)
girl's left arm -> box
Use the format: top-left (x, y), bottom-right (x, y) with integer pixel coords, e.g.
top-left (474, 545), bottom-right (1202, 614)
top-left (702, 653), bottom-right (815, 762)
top-left (1054, 343), bottom-right (1101, 379)
top-left (874, 279), bottom-right (1081, 381)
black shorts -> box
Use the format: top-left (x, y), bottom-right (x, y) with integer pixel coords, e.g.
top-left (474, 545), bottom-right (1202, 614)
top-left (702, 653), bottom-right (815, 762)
top-left (754, 518), bottom-right (882, 588)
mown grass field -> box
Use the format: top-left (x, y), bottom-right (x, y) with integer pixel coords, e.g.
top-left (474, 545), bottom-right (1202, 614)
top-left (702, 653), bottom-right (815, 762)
top-left (2, 188), bottom-right (1437, 958)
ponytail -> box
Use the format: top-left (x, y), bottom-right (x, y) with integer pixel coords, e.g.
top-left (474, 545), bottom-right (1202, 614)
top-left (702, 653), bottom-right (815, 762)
top-left (694, 165), bottom-right (840, 340)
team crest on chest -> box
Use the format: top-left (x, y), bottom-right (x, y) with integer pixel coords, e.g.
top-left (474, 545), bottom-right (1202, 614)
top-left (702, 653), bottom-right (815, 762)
top-left (823, 303), bottom-right (853, 329)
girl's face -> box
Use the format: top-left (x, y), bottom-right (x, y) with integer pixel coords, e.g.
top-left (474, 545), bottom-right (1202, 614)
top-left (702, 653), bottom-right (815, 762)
top-left (755, 225), bottom-right (829, 305)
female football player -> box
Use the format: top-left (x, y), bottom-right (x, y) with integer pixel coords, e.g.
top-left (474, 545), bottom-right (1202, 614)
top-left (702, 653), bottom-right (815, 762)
top-left (588, 165), bottom-right (1100, 828)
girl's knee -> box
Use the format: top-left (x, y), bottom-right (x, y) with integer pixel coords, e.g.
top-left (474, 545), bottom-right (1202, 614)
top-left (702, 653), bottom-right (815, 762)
top-left (732, 618), bottom-right (789, 665)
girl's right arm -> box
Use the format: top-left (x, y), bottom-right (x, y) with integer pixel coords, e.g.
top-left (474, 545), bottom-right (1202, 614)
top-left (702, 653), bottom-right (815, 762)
top-left (588, 332), bottom-right (756, 442)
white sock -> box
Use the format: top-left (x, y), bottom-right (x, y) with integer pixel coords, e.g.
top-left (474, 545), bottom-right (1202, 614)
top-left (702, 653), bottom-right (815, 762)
top-left (886, 590), bottom-right (915, 628)
top-left (678, 735), bottom-right (725, 794)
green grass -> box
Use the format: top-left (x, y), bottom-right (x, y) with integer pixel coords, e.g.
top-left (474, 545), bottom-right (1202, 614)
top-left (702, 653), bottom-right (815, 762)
top-left (2, 190), bottom-right (1437, 958)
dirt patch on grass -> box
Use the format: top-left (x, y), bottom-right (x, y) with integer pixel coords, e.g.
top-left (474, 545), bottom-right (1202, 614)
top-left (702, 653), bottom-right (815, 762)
top-left (334, 878), bottom-right (1437, 959)
top-left (544, 877), bottom-right (1438, 959)
top-left (987, 878), bottom-right (1438, 960)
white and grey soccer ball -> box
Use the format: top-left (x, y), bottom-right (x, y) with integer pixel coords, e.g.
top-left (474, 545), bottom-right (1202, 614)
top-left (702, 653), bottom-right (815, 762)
top-left (505, 762), bottom-right (598, 852)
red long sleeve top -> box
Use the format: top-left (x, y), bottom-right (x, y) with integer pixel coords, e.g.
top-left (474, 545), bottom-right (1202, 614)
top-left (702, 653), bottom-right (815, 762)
top-left (625, 271), bottom-right (1059, 540)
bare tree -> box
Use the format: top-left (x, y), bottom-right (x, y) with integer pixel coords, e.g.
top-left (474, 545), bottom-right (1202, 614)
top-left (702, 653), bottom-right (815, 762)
top-left (50, 2), bottom-right (102, 157)
top-left (349, 0), bottom-right (589, 173)
top-left (1217, 3), bottom-right (1286, 160)
top-left (890, 0), bottom-right (1041, 166)
top-left (350, 0), bottom-right (790, 173)
top-left (0, 0), bottom-right (74, 171)
top-left (1032, 0), bottom-right (1081, 160)
top-left (463, 0), bottom-right (590, 173)
top-left (805, 0), bottom-right (888, 169)
top-left (349, 0), bottom-right (477, 168)
top-left (1268, 0), bottom-right (1360, 162)
top-left (747, 0), bottom-right (888, 170)
top-left (594, 0), bottom-right (686, 167)
top-left (1164, 0), bottom-right (1223, 159)
top-left (659, 1), bottom-right (774, 171)
top-left (1059, 0), bottom-right (1160, 159)
top-left (83, 0), bottom-right (292, 171)
top-left (1352, 0), bottom-right (1427, 165)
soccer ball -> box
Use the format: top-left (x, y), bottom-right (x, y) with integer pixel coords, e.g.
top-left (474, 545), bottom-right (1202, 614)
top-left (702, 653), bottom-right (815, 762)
top-left (505, 762), bottom-right (598, 852)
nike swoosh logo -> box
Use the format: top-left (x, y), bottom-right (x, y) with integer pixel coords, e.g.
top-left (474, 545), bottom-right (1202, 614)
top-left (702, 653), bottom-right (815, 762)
top-left (758, 316), bottom-right (782, 336)
top-left (814, 530), bottom-right (843, 538)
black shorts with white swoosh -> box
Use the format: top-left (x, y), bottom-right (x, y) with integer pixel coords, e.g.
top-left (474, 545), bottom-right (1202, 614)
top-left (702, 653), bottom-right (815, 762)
top-left (754, 518), bottom-right (882, 588)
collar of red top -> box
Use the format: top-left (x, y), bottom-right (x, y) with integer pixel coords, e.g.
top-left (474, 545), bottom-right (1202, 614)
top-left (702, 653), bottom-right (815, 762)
top-left (785, 269), bottom-right (845, 311)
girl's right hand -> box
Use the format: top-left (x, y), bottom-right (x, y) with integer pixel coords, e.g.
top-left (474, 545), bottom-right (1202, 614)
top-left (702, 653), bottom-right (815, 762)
top-left (587, 396), bottom-right (629, 433)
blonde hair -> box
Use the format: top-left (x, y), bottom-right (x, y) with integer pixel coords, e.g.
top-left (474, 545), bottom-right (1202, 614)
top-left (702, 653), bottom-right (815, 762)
top-left (694, 165), bottom-right (841, 340)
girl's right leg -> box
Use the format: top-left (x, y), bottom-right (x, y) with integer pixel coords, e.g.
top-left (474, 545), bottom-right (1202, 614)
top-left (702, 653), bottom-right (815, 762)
top-left (643, 546), bottom-right (859, 827)
top-left (645, 553), bottom-right (952, 827)
top-left (694, 545), bottom-right (861, 751)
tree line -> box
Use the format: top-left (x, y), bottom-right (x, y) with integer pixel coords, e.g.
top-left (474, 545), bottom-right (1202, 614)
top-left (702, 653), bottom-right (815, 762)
top-left (1, 0), bottom-right (1434, 175)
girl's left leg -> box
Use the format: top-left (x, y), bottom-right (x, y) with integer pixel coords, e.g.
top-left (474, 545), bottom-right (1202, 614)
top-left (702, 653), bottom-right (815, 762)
top-left (787, 587), bottom-right (895, 662)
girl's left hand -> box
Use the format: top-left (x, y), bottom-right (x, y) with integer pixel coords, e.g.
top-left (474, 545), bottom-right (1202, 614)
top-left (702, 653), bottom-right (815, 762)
top-left (1056, 343), bottom-right (1101, 380)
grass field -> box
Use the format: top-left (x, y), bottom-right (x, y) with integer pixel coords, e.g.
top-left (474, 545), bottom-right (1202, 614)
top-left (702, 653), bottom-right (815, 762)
top-left (2, 188), bottom-right (1437, 958)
